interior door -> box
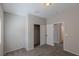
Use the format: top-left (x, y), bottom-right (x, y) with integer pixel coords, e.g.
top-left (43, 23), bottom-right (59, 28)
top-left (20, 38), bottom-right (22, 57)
top-left (47, 24), bottom-right (54, 46)
top-left (40, 25), bottom-right (46, 45)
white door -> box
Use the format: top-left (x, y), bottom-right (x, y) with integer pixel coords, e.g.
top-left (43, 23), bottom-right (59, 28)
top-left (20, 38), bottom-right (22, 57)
top-left (47, 24), bottom-right (54, 46)
top-left (40, 25), bottom-right (46, 45)
top-left (0, 19), bottom-right (2, 55)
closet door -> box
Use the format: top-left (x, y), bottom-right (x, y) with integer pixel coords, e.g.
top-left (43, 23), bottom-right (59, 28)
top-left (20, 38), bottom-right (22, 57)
top-left (40, 25), bottom-right (46, 45)
top-left (47, 24), bottom-right (54, 46)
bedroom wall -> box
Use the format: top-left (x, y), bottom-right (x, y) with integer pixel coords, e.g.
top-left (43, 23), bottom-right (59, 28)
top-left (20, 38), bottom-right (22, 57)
top-left (0, 4), bottom-right (4, 56)
top-left (4, 12), bottom-right (26, 53)
top-left (47, 7), bottom-right (79, 55)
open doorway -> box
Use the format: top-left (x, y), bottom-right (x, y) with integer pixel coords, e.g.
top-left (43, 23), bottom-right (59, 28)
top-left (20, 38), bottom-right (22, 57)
top-left (54, 23), bottom-right (64, 49)
top-left (34, 24), bottom-right (40, 48)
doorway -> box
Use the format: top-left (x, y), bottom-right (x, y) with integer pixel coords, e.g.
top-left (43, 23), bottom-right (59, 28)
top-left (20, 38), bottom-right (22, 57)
top-left (54, 23), bottom-right (64, 49)
top-left (34, 24), bottom-right (40, 48)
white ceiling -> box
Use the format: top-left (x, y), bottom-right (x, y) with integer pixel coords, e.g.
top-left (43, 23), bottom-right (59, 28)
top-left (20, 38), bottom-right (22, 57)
top-left (1, 3), bottom-right (79, 18)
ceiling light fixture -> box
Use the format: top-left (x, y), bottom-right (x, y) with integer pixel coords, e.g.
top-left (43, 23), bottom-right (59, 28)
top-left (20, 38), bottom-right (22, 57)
top-left (43, 3), bottom-right (52, 6)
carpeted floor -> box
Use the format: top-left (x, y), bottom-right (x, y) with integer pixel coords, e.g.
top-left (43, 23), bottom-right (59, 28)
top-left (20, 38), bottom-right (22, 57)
top-left (4, 44), bottom-right (77, 56)
top-left (54, 43), bottom-right (63, 49)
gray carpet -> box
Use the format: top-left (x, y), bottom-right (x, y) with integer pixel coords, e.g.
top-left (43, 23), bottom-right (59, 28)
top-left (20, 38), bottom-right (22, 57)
top-left (4, 44), bottom-right (77, 56)
top-left (54, 43), bottom-right (63, 48)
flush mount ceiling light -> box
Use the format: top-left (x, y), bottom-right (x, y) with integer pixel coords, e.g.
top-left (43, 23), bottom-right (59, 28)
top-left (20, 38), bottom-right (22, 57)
top-left (43, 3), bottom-right (52, 6)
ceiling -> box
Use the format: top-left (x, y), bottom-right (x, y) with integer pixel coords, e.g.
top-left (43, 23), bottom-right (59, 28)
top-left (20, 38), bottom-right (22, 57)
top-left (1, 3), bottom-right (79, 18)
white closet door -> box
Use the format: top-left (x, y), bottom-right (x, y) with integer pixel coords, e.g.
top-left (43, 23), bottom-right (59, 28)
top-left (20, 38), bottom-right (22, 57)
top-left (0, 19), bottom-right (2, 55)
top-left (47, 24), bottom-right (54, 46)
top-left (40, 25), bottom-right (46, 45)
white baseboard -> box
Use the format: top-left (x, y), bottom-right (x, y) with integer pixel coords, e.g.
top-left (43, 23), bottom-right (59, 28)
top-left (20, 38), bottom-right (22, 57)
top-left (4, 48), bottom-right (25, 54)
top-left (64, 49), bottom-right (79, 56)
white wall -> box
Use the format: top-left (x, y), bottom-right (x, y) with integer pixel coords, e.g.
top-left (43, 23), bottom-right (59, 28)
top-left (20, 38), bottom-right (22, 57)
top-left (24, 15), bottom-right (29, 51)
top-left (0, 4), bottom-right (4, 56)
top-left (4, 12), bottom-right (26, 53)
top-left (47, 7), bottom-right (79, 55)
top-left (4, 12), bottom-right (46, 52)
top-left (27, 14), bottom-right (46, 50)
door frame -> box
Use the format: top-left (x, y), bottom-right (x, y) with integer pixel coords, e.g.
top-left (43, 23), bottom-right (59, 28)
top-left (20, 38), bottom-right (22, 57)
top-left (53, 22), bottom-right (64, 48)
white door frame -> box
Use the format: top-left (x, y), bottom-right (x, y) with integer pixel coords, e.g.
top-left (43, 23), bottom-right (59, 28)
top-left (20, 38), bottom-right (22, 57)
top-left (33, 24), bottom-right (46, 48)
top-left (53, 22), bottom-right (64, 47)
top-left (47, 22), bottom-right (64, 47)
